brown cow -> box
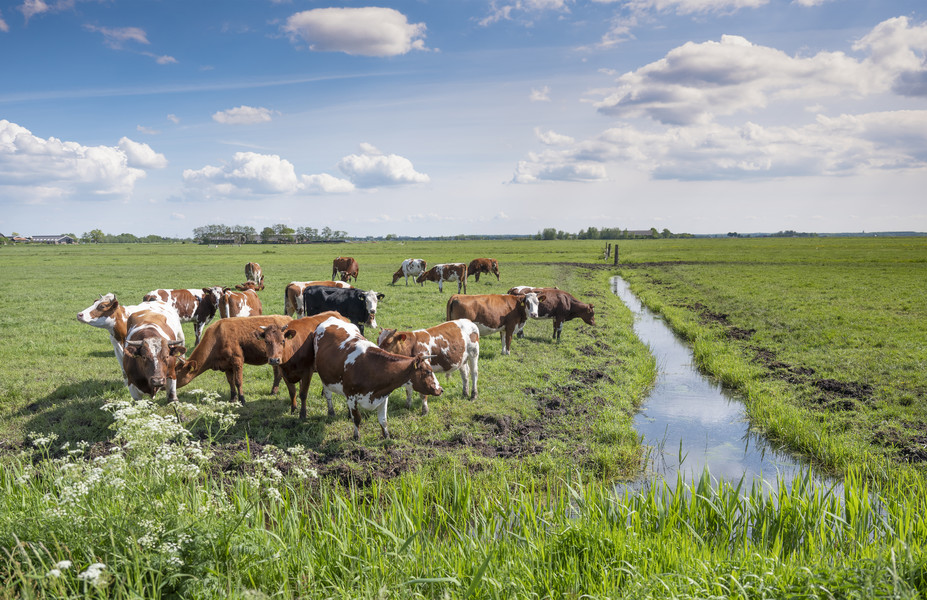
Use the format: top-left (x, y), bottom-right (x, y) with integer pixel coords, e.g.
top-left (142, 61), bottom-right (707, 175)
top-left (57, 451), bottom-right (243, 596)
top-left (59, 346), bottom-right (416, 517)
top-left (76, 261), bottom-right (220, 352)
top-left (245, 262), bottom-right (264, 289)
top-left (467, 258), bottom-right (500, 283)
top-left (175, 315), bottom-right (292, 404)
top-left (122, 302), bottom-right (186, 402)
top-left (219, 288), bottom-right (262, 318)
top-left (234, 280), bottom-right (263, 292)
top-left (332, 257), bottom-right (359, 283)
top-left (143, 287), bottom-right (224, 345)
top-left (446, 293), bottom-right (541, 355)
top-left (508, 286), bottom-right (596, 340)
top-left (377, 319), bottom-right (480, 414)
top-left (416, 263), bottom-right (468, 293)
top-left (284, 280), bottom-right (353, 317)
top-left (255, 311), bottom-right (350, 419)
top-left (314, 317), bottom-right (442, 440)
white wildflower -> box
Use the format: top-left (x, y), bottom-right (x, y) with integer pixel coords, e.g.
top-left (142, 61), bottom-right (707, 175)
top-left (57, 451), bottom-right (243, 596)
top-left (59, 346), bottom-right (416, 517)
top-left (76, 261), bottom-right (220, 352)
top-left (47, 569), bottom-right (62, 578)
top-left (55, 560), bottom-right (72, 569)
top-left (77, 562), bottom-right (107, 585)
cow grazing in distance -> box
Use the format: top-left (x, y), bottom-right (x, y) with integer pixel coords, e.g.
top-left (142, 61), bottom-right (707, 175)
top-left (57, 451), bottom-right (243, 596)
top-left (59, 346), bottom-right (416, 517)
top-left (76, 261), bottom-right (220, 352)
top-left (377, 319), bottom-right (480, 414)
top-left (219, 288), bottom-right (262, 318)
top-left (245, 262), bottom-right (264, 290)
top-left (332, 256), bottom-right (359, 283)
top-left (284, 280), bottom-right (353, 317)
top-left (254, 311), bottom-right (350, 419)
top-left (78, 294), bottom-right (155, 365)
top-left (122, 302), bottom-right (186, 402)
top-left (143, 287), bottom-right (224, 346)
top-left (391, 258), bottom-right (427, 286)
top-left (175, 315), bottom-right (292, 404)
top-left (416, 263), bottom-right (468, 294)
top-left (235, 280), bottom-right (262, 292)
top-left (314, 317), bottom-right (442, 440)
top-left (301, 286), bottom-right (384, 335)
top-left (446, 293), bottom-right (542, 355)
top-left (508, 287), bottom-right (596, 340)
top-left (467, 258), bottom-right (500, 283)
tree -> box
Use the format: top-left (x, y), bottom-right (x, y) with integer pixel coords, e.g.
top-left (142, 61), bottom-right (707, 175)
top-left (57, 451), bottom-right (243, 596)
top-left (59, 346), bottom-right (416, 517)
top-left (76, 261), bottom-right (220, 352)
top-left (321, 226), bottom-right (332, 240)
top-left (661, 228), bottom-right (671, 238)
top-left (83, 229), bottom-right (105, 244)
top-left (541, 228), bottom-right (557, 240)
top-left (261, 227), bottom-right (275, 243)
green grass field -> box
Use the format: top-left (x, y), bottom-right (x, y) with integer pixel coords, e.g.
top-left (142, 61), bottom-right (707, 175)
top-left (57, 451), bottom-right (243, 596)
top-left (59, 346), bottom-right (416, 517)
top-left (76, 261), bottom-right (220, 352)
top-left (2, 238), bottom-right (926, 598)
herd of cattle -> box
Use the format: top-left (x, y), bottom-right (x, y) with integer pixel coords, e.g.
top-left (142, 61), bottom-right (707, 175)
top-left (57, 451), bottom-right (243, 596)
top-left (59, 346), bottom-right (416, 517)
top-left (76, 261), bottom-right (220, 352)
top-left (76, 257), bottom-right (596, 440)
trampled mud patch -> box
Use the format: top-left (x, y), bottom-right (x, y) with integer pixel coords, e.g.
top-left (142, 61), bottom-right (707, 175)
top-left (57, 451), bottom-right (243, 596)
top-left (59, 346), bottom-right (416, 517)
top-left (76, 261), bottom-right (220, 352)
top-left (750, 345), bottom-right (874, 406)
top-left (872, 426), bottom-right (927, 463)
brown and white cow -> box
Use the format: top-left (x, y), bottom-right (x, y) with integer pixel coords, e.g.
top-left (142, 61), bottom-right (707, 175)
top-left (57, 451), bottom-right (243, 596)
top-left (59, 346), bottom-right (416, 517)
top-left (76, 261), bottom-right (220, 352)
top-left (416, 263), bottom-right (468, 294)
top-left (391, 258), bottom-right (427, 286)
top-left (254, 311), bottom-right (350, 419)
top-left (508, 286), bottom-right (596, 340)
top-left (175, 315), bottom-right (292, 404)
top-left (234, 280), bottom-right (262, 292)
top-left (122, 302), bottom-right (186, 402)
top-left (314, 317), bottom-right (442, 440)
top-left (284, 280), bottom-right (353, 317)
top-left (78, 294), bottom-right (156, 366)
top-left (219, 288), bottom-right (262, 318)
top-left (245, 262), bottom-right (264, 290)
top-left (467, 258), bottom-right (500, 283)
top-left (143, 287), bottom-right (224, 346)
top-left (377, 319), bottom-right (480, 414)
top-left (332, 256), bottom-right (359, 283)
top-left (446, 293), bottom-right (541, 355)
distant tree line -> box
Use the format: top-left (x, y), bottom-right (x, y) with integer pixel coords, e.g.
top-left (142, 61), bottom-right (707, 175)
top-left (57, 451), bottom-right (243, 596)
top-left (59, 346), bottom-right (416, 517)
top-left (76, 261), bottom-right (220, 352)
top-left (533, 227), bottom-right (692, 240)
top-left (80, 229), bottom-right (185, 244)
top-left (191, 224), bottom-right (348, 244)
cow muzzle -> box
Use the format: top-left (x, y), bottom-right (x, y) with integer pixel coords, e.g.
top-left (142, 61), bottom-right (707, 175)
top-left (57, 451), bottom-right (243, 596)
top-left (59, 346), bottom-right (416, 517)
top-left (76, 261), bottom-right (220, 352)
top-left (150, 376), bottom-right (166, 389)
top-left (268, 357), bottom-right (281, 366)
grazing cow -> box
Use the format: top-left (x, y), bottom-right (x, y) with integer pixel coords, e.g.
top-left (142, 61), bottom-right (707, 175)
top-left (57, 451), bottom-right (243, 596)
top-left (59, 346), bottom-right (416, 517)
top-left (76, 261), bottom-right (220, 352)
top-left (219, 288), bottom-right (262, 318)
top-left (245, 262), bottom-right (264, 290)
top-left (122, 302), bottom-right (186, 402)
top-left (314, 317), bottom-right (442, 440)
top-left (78, 294), bottom-right (154, 365)
top-left (467, 258), bottom-right (500, 283)
top-left (284, 280), bottom-right (353, 317)
top-left (175, 315), bottom-right (292, 404)
top-left (332, 256), bottom-right (359, 283)
top-left (416, 263), bottom-right (468, 294)
top-left (301, 286), bottom-right (384, 335)
top-left (377, 319), bottom-right (480, 414)
top-left (234, 280), bottom-right (262, 292)
top-left (446, 293), bottom-right (542, 355)
top-left (508, 287), bottom-right (596, 340)
top-left (143, 287), bottom-right (224, 345)
top-left (254, 311), bottom-right (350, 419)
top-left (391, 258), bottom-right (427, 286)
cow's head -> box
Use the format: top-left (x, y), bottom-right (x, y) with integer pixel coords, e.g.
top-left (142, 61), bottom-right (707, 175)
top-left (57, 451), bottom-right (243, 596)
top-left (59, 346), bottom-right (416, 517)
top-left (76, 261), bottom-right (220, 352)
top-left (363, 290), bottom-right (385, 328)
top-left (580, 303), bottom-right (596, 326)
top-left (123, 337), bottom-right (186, 396)
top-left (376, 328), bottom-right (407, 352)
top-left (391, 269), bottom-right (403, 285)
top-left (77, 293), bottom-right (119, 326)
top-left (410, 355), bottom-right (442, 398)
top-left (202, 286), bottom-right (224, 309)
top-left (522, 292), bottom-right (542, 319)
top-left (255, 324), bottom-right (298, 365)
top-left (415, 271), bottom-right (428, 284)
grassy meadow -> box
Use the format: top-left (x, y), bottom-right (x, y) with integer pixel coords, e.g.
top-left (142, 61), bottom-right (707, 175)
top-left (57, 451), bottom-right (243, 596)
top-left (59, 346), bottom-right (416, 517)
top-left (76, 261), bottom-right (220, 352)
top-left (1, 238), bottom-right (926, 598)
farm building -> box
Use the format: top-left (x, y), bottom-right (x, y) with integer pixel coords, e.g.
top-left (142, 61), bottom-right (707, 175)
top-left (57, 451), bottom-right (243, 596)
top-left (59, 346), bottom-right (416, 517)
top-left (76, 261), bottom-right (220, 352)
top-left (30, 235), bottom-right (78, 244)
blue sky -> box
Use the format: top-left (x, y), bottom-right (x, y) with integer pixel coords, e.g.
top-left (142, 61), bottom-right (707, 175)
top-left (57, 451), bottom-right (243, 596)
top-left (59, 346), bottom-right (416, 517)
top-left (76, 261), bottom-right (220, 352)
top-left (1, 0), bottom-right (925, 238)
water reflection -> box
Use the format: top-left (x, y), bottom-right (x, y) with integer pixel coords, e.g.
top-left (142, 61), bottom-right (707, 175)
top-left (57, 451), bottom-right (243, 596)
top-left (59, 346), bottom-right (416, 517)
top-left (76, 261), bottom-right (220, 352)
top-left (612, 276), bottom-right (835, 492)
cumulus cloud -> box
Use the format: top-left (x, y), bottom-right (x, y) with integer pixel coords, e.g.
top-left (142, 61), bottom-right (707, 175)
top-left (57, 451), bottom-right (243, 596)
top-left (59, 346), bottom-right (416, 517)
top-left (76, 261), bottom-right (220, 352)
top-left (84, 25), bottom-right (149, 48)
top-left (530, 86), bottom-right (551, 102)
top-left (535, 127), bottom-right (575, 145)
top-left (0, 10), bottom-right (9, 32)
top-left (621, 0), bottom-right (768, 15)
top-left (0, 120), bottom-right (153, 198)
top-left (302, 173), bottom-right (356, 194)
top-left (118, 137), bottom-right (168, 169)
top-left (336, 143), bottom-right (430, 188)
top-left (212, 105), bottom-right (277, 125)
top-left (283, 7), bottom-right (427, 57)
top-left (481, 0), bottom-right (571, 26)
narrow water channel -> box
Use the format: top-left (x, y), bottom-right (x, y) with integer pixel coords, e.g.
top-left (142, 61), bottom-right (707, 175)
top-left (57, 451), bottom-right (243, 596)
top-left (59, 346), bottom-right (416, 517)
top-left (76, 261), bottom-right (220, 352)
top-left (611, 276), bottom-right (832, 491)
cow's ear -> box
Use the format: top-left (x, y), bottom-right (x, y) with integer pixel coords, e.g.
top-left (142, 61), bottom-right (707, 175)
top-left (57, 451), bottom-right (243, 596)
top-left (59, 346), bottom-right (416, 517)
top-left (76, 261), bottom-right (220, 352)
top-left (255, 327), bottom-right (267, 340)
top-left (170, 345), bottom-right (187, 357)
top-left (284, 329), bottom-right (298, 339)
top-left (123, 344), bottom-right (139, 358)
top-left (222, 287), bottom-right (231, 294)
top-left (377, 293), bottom-right (385, 300)
top-left (538, 295), bottom-right (546, 302)
top-left (202, 287), bottom-right (212, 294)
top-left (396, 333), bottom-right (406, 342)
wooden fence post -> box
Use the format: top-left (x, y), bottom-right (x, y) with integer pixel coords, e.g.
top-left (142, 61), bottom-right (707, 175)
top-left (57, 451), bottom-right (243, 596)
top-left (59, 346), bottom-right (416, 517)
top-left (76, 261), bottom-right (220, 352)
top-left (614, 245), bottom-right (619, 265)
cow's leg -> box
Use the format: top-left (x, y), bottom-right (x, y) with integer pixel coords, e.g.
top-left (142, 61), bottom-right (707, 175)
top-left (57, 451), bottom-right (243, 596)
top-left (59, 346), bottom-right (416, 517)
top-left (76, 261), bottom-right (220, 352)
top-left (332, 267), bottom-right (338, 280)
top-left (420, 393), bottom-right (429, 416)
top-left (224, 370), bottom-right (238, 403)
top-left (358, 323), bottom-right (365, 336)
top-left (350, 403), bottom-right (363, 440)
top-left (554, 319), bottom-right (564, 341)
top-left (377, 400), bottom-right (390, 438)
top-left (128, 383), bottom-right (144, 401)
top-left (297, 372), bottom-right (314, 420)
top-left (438, 280), bottom-right (443, 293)
top-left (475, 272), bottom-right (480, 283)
top-left (193, 322), bottom-right (202, 346)
top-left (167, 378), bottom-right (178, 402)
top-left (469, 351), bottom-right (479, 399)
top-left (323, 387), bottom-right (336, 417)
top-left (232, 362), bottom-right (246, 404)
top-left (515, 321), bottom-right (526, 339)
top-left (404, 382), bottom-right (414, 408)
top-left (501, 328), bottom-right (512, 355)
top-left (285, 380), bottom-right (298, 414)
top-left (271, 365), bottom-right (282, 396)
top-left (458, 365), bottom-right (470, 399)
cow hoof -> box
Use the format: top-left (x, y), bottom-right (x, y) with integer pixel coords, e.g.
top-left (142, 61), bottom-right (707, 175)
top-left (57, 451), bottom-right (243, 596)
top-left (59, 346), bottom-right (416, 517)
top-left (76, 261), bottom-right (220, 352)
top-left (239, 396), bottom-right (246, 405)
top-left (271, 387), bottom-right (279, 396)
top-left (421, 405), bottom-right (429, 416)
top-left (328, 408), bottom-right (336, 418)
top-left (299, 410), bottom-right (307, 421)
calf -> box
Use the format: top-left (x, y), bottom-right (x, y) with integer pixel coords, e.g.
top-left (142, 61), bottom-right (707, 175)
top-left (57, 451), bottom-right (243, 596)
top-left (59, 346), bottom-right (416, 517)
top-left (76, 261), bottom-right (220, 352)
top-left (314, 317), bottom-right (442, 440)
top-left (377, 319), bottom-right (480, 414)
top-left (219, 288), bottom-right (262, 318)
top-left (301, 286), bottom-right (384, 335)
top-left (245, 262), bottom-right (264, 289)
top-left (143, 287), bottom-right (223, 345)
top-left (78, 294), bottom-right (153, 366)
top-left (332, 256), bottom-right (359, 283)
top-left (284, 280), bottom-right (353, 317)
top-left (446, 293), bottom-right (541, 355)
top-left (391, 258), bottom-right (427, 286)
top-left (175, 315), bottom-right (292, 404)
top-left (467, 258), bottom-right (500, 283)
top-left (416, 263), bottom-right (468, 294)
top-left (508, 287), bottom-right (596, 340)
top-left (254, 311), bottom-right (350, 419)
top-left (122, 302), bottom-right (186, 402)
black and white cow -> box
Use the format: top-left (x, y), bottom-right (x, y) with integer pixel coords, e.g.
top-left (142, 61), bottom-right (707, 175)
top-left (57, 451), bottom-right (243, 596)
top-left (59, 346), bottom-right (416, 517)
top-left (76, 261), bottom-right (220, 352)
top-left (301, 286), bottom-right (385, 335)
top-left (391, 258), bottom-right (427, 286)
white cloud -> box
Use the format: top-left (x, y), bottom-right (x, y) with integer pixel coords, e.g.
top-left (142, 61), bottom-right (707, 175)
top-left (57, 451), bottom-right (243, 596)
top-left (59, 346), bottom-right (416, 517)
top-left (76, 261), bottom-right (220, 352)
top-left (183, 151), bottom-right (355, 197)
top-left (19, 0), bottom-right (49, 22)
top-left (0, 120), bottom-right (150, 198)
top-left (0, 10), bottom-right (9, 32)
top-left (481, 0), bottom-right (571, 26)
top-left (170, 212), bottom-right (185, 221)
top-left (136, 125), bottom-right (159, 135)
top-left (530, 86), bottom-right (551, 102)
top-left (535, 127), bottom-right (575, 145)
top-left (301, 173), bottom-right (356, 194)
top-left (84, 25), bottom-right (150, 49)
top-left (283, 7), bottom-right (427, 57)
top-left (148, 53), bottom-right (177, 65)
top-left (336, 143), bottom-right (430, 188)
top-left (621, 0), bottom-right (768, 15)
top-left (212, 105), bottom-right (277, 125)
top-left (118, 137), bottom-right (167, 169)
top-left (167, 114), bottom-right (180, 124)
